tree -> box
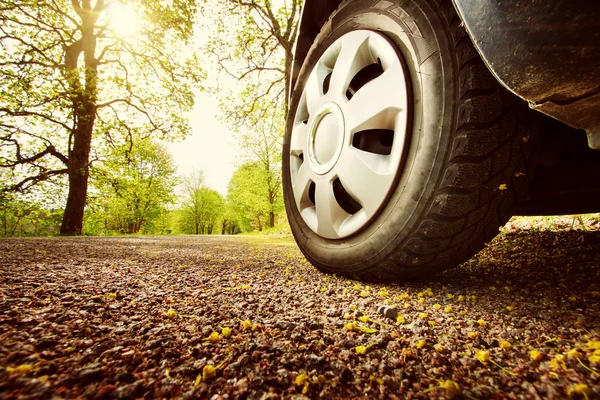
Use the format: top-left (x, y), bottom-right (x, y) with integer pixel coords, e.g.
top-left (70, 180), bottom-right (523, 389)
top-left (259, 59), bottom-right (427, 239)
top-left (220, 200), bottom-right (242, 235)
top-left (227, 161), bottom-right (282, 231)
top-left (201, 188), bottom-right (225, 234)
top-left (0, 0), bottom-right (202, 234)
top-left (179, 170), bottom-right (225, 234)
top-left (179, 169), bottom-right (205, 234)
top-left (237, 108), bottom-right (283, 228)
top-left (203, 0), bottom-right (301, 128)
top-left (201, 1), bottom-right (299, 229)
top-left (89, 138), bottom-right (177, 234)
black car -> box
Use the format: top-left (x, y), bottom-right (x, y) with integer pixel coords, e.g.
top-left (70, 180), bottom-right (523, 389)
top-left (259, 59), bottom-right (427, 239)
top-left (282, 0), bottom-right (600, 280)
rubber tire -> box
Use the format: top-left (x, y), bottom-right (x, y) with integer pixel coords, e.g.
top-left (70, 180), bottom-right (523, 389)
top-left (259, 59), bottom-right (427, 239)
top-left (282, 0), bottom-right (539, 281)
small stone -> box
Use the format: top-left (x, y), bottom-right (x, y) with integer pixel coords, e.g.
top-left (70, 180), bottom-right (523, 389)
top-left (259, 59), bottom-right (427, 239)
top-left (112, 381), bottom-right (142, 399)
top-left (77, 365), bottom-right (104, 383)
top-left (377, 305), bottom-right (398, 321)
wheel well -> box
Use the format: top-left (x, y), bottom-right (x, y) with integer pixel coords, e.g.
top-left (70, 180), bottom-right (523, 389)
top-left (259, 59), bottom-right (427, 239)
top-left (291, 0), bottom-right (342, 93)
top-left (514, 118), bottom-right (600, 215)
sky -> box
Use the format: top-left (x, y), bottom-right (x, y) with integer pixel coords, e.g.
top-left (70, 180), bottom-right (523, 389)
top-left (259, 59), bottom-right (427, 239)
top-left (167, 92), bottom-right (237, 196)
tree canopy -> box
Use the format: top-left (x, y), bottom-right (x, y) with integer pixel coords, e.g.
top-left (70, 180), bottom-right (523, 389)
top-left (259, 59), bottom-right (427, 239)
top-left (88, 137), bottom-right (177, 234)
top-left (227, 161), bottom-right (282, 231)
top-left (202, 0), bottom-right (301, 128)
top-left (0, 0), bottom-right (203, 234)
top-left (178, 170), bottom-right (225, 235)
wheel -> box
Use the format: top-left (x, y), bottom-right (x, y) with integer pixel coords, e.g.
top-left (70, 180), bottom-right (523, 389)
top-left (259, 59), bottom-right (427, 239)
top-left (282, 0), bottom-right (539, 281)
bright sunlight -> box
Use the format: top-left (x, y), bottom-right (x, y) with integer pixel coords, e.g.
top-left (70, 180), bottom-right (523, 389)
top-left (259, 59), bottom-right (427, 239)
top-left (106, 2), bottom-right (141, 38)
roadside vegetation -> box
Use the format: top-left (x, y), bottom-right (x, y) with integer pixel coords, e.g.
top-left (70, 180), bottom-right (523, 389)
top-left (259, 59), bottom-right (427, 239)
top-left (1, 0), bottom-right (299, 237)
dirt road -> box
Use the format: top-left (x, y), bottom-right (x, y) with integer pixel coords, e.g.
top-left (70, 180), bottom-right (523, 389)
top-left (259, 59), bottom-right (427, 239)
top-left (0, 231), bottom-right (599, 399)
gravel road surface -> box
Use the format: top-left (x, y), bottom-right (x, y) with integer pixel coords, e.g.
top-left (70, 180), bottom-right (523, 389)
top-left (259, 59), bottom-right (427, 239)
top-left (0, 229), bottom-right (599, 399)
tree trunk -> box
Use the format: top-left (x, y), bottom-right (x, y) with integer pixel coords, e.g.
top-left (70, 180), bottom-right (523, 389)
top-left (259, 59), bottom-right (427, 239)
top-left (60, 5), bottom-right (100, 235)
top-left (256, 216), bottom-right (262, 231)
top-left (60, 171), bottom-right (87, 235)
top-left (60, 114), bottom-right (94, 234)
top-left (269, 211), bottom-right (275, 228)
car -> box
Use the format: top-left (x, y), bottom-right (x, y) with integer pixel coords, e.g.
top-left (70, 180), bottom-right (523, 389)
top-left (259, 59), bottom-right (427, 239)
top-left (281, 0), bottom-right (600, 281)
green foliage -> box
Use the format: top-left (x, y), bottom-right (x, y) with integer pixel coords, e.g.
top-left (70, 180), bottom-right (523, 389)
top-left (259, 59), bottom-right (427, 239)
top-left (0, 192), bottom-right (62, 237)
top-left (201, 0), bottom-right (300, 231)
top-left (220, 200), bottom-right (243, 235)
top-left (0, 0), bottom-right (204, 233)
top-left (178, 170), bottom-right (227, 234)
top-left (202, 0), bottom-right (301, 128)
top-left (227, 161), bottom-right (283, 231)
top-left (85, 138), bottom-right (178, 235)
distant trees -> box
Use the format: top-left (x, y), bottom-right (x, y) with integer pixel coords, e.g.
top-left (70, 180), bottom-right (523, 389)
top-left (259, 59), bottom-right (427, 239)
top-left (0, 0), bottom-right (203, 234)
top-left (227, 161), bottom-right (282, 231)
top-left (87, 138), bottom-right (177, 234)
top-left (237, 116), bottom-right (284, 228)
top-left (0, 193), bottom-right (62, 237)
top-left (202, 0), bottom-right (301, 230)
top-left (178, 170), bottom-right (232, 235)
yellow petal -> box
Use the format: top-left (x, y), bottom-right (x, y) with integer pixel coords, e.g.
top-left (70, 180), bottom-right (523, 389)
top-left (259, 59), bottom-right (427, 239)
top-left (567, 383), bottom-right (591, 396)
top-left (442, 379), bottom-right (461, 398)
top-left (202, 365), bottom-right (216, 380)
top-left (499, 341), bottom-right (512, 350)
top-left (295, 373), bottom-right (310, 386)
top-left (567, 349), bottom-right (582, 359)
top-left (344, 322), bottom-right (357, 331)
top-left (475, 350), bottom-right (490, 363)
top-left (530, 350), bottom-right (543, 361)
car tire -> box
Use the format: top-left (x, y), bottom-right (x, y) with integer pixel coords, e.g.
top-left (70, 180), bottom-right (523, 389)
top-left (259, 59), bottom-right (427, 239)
top-left (282, 0), bottom-right (540, 281)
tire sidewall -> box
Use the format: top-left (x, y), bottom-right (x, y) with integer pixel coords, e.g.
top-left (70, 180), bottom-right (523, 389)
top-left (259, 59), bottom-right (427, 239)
top-left (283, 0), bottom-right (456, 273)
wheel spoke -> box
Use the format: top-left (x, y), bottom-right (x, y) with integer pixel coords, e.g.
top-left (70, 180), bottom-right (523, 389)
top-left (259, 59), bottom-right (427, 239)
top-left (315, 179), bottom-right (347, 238)
top-left (293, 163), bottom-right (312, 211)
top-left (328, 31), bottom-right (371, 98)
top-left (290, 122), bottom-right (308, 156)
top-left (345, 59), bottom-right (407, 131)
top-left (336, 148), bottom-right (395, 218)
top-left (305, 62), bottom-right (330, 115)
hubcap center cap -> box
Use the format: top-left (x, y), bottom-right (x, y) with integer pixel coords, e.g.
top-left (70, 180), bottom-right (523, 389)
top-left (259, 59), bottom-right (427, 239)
top-left (308, 102), bottom-right (345, 175)
top-left (314, 114), bottom-right (340, 163)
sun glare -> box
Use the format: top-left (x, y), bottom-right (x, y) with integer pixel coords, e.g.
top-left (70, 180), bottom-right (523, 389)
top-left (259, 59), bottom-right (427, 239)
top-left (107, 3), bottom-right (141, 38)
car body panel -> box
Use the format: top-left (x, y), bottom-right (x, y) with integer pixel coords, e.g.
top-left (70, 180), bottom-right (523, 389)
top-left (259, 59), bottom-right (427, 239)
top-left (452, 0), bottom-right (600, 148)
